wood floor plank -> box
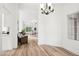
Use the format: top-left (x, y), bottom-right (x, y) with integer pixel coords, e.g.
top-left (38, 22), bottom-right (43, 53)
top-left (0, 37), bottom-right (78, 56)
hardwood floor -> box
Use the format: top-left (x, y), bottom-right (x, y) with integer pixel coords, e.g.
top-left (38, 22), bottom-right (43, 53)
top-left (0, 36), bottom-right (78, 56)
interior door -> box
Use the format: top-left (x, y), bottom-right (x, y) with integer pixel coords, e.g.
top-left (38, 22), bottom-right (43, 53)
top-left (2, 8), bottom-right (12, 51)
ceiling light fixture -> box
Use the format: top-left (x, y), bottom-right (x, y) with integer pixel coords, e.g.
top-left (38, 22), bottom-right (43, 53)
top-left (40, 3), bottom-right (54, 15)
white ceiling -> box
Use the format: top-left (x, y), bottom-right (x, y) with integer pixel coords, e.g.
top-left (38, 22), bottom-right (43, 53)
top-left (19, 3), bottom-right (40, 10)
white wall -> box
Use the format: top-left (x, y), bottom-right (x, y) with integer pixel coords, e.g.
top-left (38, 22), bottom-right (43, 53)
top-left (19, 10), bottom-right (23, 32)
top-left (62, 3), bottom-right (79, 55)
top-left (0, 4), bottom-right (2, 51)
top-left (38, 4), bottom-right (64, 46)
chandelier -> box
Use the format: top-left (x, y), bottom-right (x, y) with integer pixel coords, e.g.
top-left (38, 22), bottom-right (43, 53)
top-left (40, 3), bottom-right (54, 15)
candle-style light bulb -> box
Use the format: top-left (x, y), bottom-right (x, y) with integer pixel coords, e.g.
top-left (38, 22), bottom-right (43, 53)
top-left (40, 3), bottom-right (44, 9)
